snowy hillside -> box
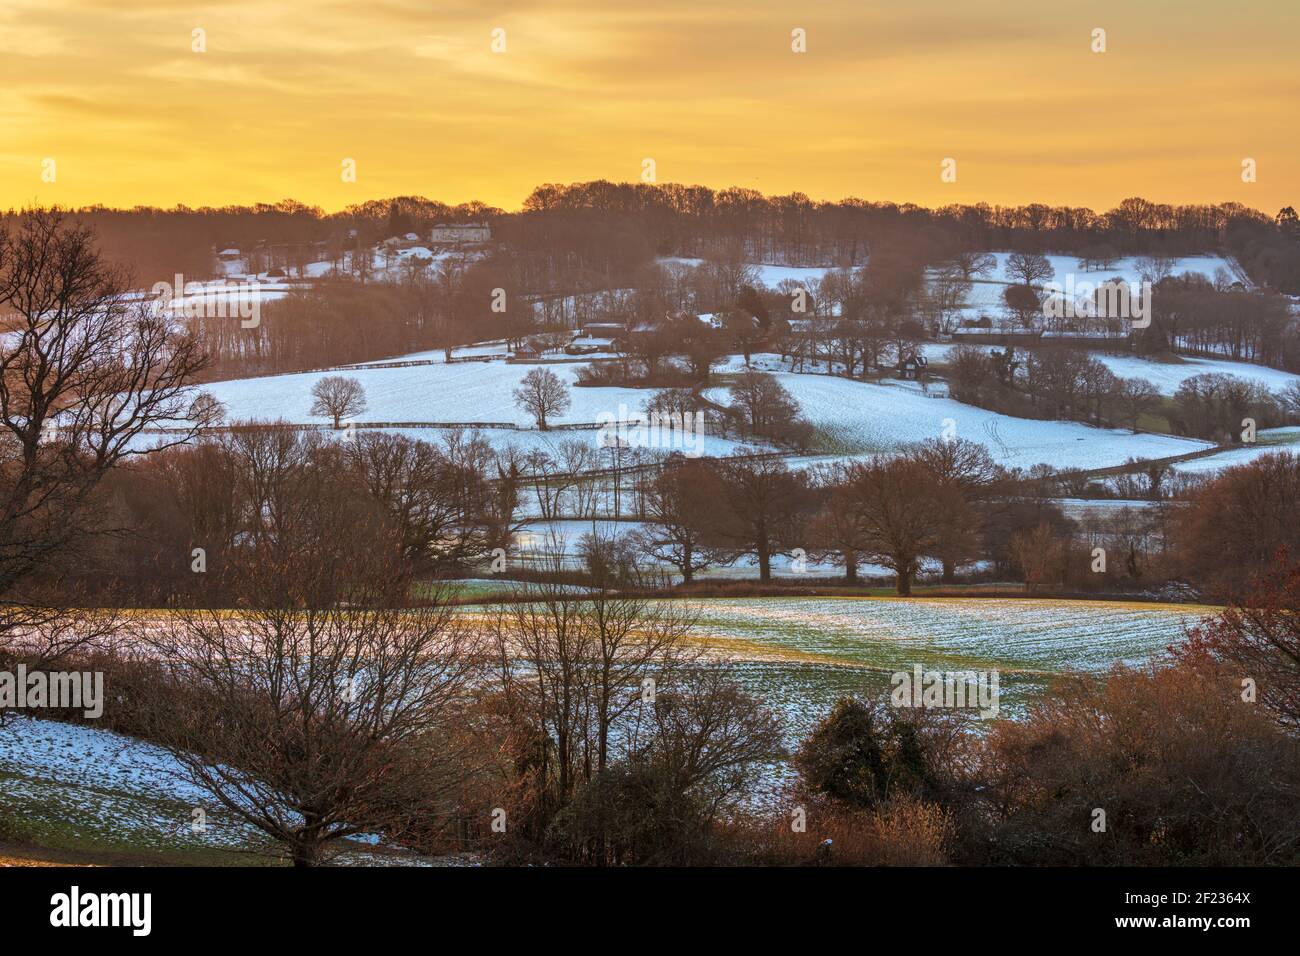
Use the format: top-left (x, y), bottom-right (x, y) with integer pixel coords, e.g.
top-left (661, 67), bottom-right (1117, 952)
top-left (0, 717), bottom-right (437, 865)
top-left (203, 361), bottom-right (640, 427)
top-left (709, 371), bottom-right (1211, 471)
top-left (957, 252), bottom-right (1239, 318)
top-left (658, 256), bottom-right (835, 289)
top-left (925, 343), bottom-right (1300, 397)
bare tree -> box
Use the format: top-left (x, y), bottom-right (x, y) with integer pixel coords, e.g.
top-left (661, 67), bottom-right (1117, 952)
top-left (1135, 255), bottom-right (1175, 286)
top-left (188, 390), bottom-right (227, 428)
top-left (1005, 252), bottom-right (1055, 288)
top-left (1112, 377), bottom-right (1161, 432)
top-left (0, 210), bottom-right (206, 609)
top-left (490, 547), bottom-right (700, 806)
top-left (1011, 521), bottom-right (1067, 593)
top-left (948, 251), bottom-right (997, 282)
top-left (842, 457), bottom-right (940, 595)
top-left (342, 429), bottom-right (510, 570)
top-left (310, 375), bottom-right (367, 428)
top-left (904, 438), bottom-right (1000, 582)
top-left (1276, 380), bottom-right (1300, 422)
top-left (137, 557), bottom-right (485, 867)
top-left (512, 367), bottom-right (570, 430)
top-left (632, 458), bottom-right (733, 584)
top-left (712, 456), bottom-right (812, 581)
top-left (725, 369), bottom-right (810, 446)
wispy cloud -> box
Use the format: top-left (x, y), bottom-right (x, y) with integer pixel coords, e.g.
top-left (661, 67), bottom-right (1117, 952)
top-left (1, 0), bottom-right (1295, 211)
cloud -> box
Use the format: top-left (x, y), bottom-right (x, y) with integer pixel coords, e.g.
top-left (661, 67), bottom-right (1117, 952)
top-left (0, 0), bottom-right (1294, 212)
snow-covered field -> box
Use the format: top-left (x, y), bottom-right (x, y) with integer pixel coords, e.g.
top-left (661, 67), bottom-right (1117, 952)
top-left (0, 717), bottom-right (438, 865)
top-left (1090, 353), bottom-right (1300, 396)
top-left (0, 716), bottom-right (252, 852)
top-left (195, 351), bottom-right (1215, 472)
top-left (957, 252), bottom-right (1238, 317)
top-left (924, 344), bottom-right (1300, 396)
top-left (202, 361), bottom-right (647, 427)
top-left (681, 596), bottom-right (1202, 672)
top-left (658, 256), bottom-right (835, 289)
top-left (710, 370), bottom-right (1212, 470)
top-left (1169, 428), bottom-right (1299, 474)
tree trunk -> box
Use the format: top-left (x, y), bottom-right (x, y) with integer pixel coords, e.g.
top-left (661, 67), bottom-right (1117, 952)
top-left (843, 552), bottom-right (858, 584)
top-left (896, 567), bottom-right (912, 596)
top-left (291, 842), bottom-right (320, 867)
top-left (757, 548), bottom-right (771, 582)
top-left (941, 559), bottom-right (956, 583)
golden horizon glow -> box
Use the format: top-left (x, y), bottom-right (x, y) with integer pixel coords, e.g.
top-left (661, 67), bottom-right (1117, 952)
top-left (2, 0), bottom-right (1297, 213)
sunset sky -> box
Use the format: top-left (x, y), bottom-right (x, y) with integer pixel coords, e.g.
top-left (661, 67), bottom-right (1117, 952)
top-left (1, 0), bottom-right (1296, 213)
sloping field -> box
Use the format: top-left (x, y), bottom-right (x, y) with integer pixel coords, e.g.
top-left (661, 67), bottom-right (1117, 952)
top-left (0, 718), bottom-right (436, 866)
top-left (679, 596), bottom-right (1204, 673)
top-left (711, 371), bottom-right (1211, 469)
top-left (201, 360), bottom-right (637, 426)
top-left (925, 344), bottom-right (1300, 397)
top-left (677, 595), bottom-right (1209, 732)
top-left (960, 252), bottom-right (1238, 314)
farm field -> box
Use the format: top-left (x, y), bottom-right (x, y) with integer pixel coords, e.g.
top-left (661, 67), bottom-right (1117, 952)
top-left (1170, 426), bottom-right (1300, 473)
top-left (201, 360), bottom-right (628, 426)
top-left (954, 252), bottom-right (1241, 318)
top-left (448, 594), bottom-right (1209, 740)
top-left (682, 595), bottom-right (1207, 734)
top-left (708, 370), bottom-right (1212, 469)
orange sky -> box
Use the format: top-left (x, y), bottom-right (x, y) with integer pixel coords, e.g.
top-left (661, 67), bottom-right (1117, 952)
top-left (1, 0), bottom-right (1296, 213)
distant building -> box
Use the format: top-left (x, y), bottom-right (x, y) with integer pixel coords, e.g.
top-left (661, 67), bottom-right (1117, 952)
top-left (430, 222), bottom-right (491, 244)
top-left (582, 322), bottom-right (627, 338)
top-left (897, 350), bottom-right (928, 380)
